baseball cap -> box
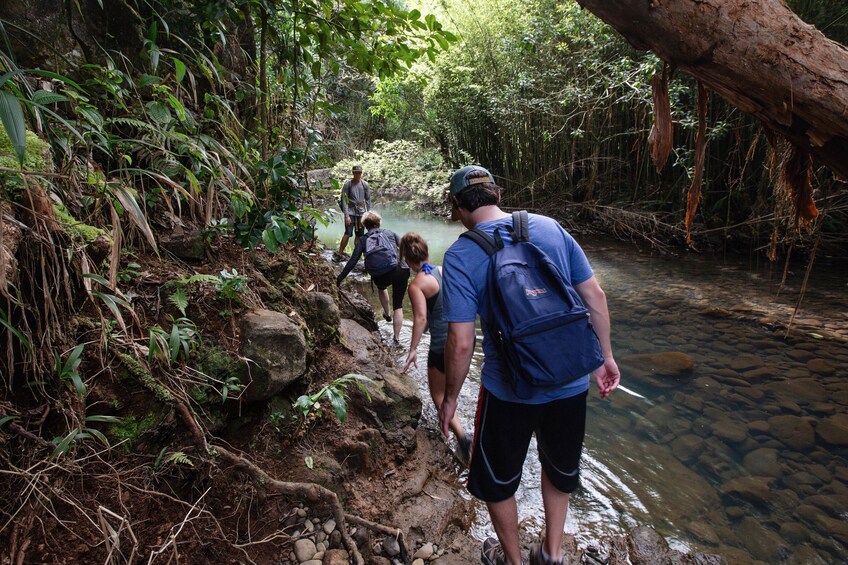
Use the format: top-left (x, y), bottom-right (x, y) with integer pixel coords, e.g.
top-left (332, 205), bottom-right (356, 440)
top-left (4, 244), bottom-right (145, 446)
top-left (352, 165), bottom-right (363, 172)
top-left (449, 165), bottom-right (495, 196)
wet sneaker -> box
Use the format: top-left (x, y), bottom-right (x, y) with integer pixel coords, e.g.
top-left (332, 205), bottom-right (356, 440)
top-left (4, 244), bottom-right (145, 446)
top-left (529, 541), bottom-right (563, 565)
top-left (382, 312), bottom-right (392, 322)
top-left (481, 537), bottom-right (505, 565)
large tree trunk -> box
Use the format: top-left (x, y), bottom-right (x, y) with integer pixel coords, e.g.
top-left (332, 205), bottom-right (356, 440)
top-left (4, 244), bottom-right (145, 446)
top-left (576, 0), bottom-right (848, 179)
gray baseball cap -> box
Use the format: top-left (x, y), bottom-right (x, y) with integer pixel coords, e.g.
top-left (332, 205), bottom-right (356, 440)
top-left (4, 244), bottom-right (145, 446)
top-left (449, 165), bottom-right (495, 196)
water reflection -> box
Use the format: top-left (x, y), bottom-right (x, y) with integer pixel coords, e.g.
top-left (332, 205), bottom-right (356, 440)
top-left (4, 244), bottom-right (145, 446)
top-left (317, 199), bottom-right (848, 563)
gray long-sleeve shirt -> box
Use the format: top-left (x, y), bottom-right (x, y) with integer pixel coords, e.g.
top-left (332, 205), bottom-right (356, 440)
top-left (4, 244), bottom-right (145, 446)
top-left (340, 179), bottom-right (371, 218)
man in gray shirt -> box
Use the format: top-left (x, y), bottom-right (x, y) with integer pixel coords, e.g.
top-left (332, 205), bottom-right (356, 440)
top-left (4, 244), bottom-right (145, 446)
top-left (337, 165), bottom-right (371, 258)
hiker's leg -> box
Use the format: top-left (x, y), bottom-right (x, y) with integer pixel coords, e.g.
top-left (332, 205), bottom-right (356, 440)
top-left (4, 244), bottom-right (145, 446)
top-left (535, 391), bottom-right (587, 562)
top-left (427, 364), bottom-right (464, 438)
top-left (392, 309), bottom-right (402, 341)
top-left (540, 469), bottom-right (569, 561)
top-left (378, 288), bottom-right (391, 319)
top-left (487, 497), bottom-right (522, 565)
top-left (338, 234), bottom-right (349, 255)
top-left (467, 390), bottom-right (534, 565)
top-left (390, 269), bottom-right (410, 341)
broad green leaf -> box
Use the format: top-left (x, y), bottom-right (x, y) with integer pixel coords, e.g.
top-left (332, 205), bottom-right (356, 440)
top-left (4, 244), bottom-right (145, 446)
top-left (326, 388), bottom-right (347, 423)
top-left (61, 344), bottom-right (85, 375)
top-left (82, 272), bottom-right (111, 286)
top-left (262, 229), bottom-right (278, 253)
top-left (78, 106), bottom-right (104, 128)
top-left (70, 373), bottom-right (86, 397)
top-left (172, 57), bottom-right (187, 83)
top-left (86, 427), bottom-right (110, 446)
top-left (169, 324), bottom-right (180, 362)
top-left (31, 90), bottom-right (69, 105)
top-left (166, 94), bottom-right (186, 122)
top-left (51, 429), bottom-right (79, 458)
top-left (147, 101), bottom-right (172, 124)
top-left (0, 91), bottom-right (26, 166)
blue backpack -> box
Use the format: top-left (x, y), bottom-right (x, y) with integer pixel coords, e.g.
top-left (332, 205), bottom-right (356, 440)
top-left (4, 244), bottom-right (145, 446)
top-left (364, 229), bottom-right (399, 276)
top-left (460, 211), bottom-right (604, 398)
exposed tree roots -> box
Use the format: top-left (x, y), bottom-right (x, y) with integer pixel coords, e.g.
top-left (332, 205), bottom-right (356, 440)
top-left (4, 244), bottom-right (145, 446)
top-left (174, 401), bottom-right (409, 565)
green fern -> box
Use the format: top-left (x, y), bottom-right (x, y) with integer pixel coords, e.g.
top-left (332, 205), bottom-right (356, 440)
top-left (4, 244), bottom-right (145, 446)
top-left (168, 288), bottom-right (189, 316)
top-left (166, 451), bottom-right (193, 467)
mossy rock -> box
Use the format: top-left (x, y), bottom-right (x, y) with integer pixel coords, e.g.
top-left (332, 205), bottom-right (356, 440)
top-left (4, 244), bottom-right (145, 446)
top-left (0, 128), bottom-right (51, 174)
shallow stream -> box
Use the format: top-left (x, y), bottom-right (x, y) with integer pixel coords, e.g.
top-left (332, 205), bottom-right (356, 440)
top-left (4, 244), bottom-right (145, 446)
top-left (317, 200), bottom-right (848, 563)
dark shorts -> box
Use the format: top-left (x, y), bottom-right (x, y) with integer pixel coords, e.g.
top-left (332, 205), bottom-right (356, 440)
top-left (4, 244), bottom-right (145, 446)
top-left (344, 215), bottom-right (365, 237)
top-left (372, 267), bottom-right (410, 311)
top-left (467, 388), bottom-right (587, 503)
top-left (427, 349), bottom-right (445, 372)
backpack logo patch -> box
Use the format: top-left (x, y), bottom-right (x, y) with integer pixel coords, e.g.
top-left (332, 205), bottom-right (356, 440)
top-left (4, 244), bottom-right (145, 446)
top-left (524, 287), bottom-right (548, 299)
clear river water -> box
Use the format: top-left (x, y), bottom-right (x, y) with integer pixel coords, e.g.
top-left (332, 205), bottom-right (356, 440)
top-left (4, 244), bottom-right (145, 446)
top-left (316, 200), bottom-right (848, 564)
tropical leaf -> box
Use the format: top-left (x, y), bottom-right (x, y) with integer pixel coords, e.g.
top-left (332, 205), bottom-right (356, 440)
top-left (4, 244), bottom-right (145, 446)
top-left (326, 387), bottom-right (347, 423)
top-left (0, 90), bottom-right (26, 166)
top-left (147, 101), bottom-right (172, 124)
top-left (30, 90), bottom-right (69, 105)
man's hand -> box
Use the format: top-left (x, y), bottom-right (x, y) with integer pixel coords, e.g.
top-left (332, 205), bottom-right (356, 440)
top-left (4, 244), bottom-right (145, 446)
top-left (344, 216), bottom-right (351, 226)
top-left (592, 357), bottom-right (620, 399)
top-left (402, 350), bottom-right (418, 372)
top-left (438, 396), bottom-right (458, 437)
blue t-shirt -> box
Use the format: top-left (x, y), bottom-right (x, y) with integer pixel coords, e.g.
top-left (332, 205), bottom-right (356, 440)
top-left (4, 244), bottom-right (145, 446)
top-left (442, 213), bottom-right (594, 404)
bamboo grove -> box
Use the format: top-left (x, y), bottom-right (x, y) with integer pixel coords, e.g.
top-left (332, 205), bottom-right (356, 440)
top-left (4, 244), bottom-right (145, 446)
top-left (371, 0), bottom-right (848, 252)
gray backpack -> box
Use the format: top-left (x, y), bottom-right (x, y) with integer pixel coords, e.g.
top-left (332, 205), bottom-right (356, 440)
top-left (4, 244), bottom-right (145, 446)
top-left (363, 229), bottom-right (398, 276)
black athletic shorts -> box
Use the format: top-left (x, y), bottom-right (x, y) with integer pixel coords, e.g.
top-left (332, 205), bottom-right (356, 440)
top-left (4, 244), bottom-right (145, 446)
top-left (344, 215), bottom-right (365, 237)
top-left (372, 267), bottom-right (410, 311)
top-left (427, 349), bottom-right (445, 372)
top-left (467, 388), bottom-right (588, 503)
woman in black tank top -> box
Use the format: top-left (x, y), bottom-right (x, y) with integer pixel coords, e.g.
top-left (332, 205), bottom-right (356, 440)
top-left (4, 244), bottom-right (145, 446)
top-left (399, 233), bottom-right (471, 464)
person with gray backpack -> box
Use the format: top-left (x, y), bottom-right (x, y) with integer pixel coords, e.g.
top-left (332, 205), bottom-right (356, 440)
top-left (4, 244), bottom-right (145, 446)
top-left (336, 211), bottom-right (410, 344)
top-left (439, 165), bottom-right (620, 565)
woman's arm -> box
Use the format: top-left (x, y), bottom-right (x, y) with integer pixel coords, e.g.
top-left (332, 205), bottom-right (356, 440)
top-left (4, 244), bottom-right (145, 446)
top-left (337, 237), bottom-right (365, 284)
top-left (402, 278), bottom-right (429, 372)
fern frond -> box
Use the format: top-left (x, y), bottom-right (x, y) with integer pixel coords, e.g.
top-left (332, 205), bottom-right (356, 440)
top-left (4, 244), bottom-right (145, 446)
top-left (168, 288), bottom-right (189, 316)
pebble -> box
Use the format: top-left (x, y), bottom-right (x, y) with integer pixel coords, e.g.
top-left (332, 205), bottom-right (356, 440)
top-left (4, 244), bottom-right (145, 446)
top-left (382, 536), bottom-right (401, 557)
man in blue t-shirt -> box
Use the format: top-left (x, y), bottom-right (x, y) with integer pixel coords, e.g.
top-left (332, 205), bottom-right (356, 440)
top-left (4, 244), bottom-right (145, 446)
top-left (439, 165), bottom-right (620, 565)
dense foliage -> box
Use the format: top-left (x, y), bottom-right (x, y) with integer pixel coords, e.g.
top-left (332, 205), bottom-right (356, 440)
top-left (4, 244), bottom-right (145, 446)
top-left (369, 0), bottom-right (847, 253)
top-left (0, 0), bottom-right (454, 436)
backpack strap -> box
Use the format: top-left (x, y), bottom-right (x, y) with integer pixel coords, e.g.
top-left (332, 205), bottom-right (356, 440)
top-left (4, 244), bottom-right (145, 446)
top-left (459, 228), bottom-right (502, 256)
top-left (511, 210), bottom-right (529, 243)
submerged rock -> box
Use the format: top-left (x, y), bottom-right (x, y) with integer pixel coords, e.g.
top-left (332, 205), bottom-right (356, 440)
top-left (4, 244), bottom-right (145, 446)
top-left (619, 352), bottom-right (694, 388)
